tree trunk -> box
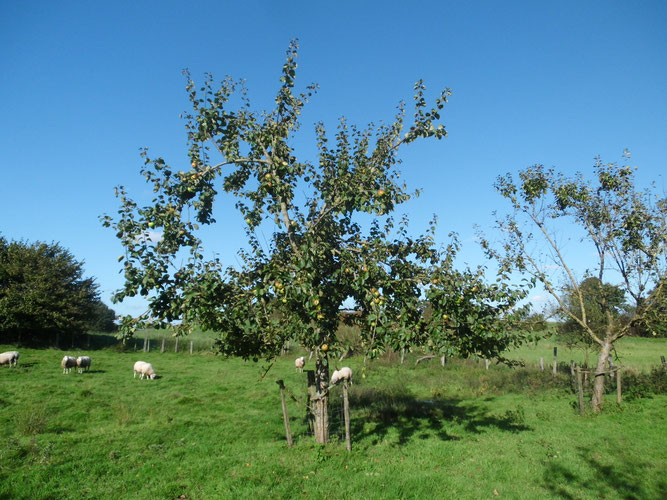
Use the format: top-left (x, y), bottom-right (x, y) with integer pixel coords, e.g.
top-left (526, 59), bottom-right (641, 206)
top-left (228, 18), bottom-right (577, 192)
top-left (312, 354), bottom-right (330, 444)
top-left (591, 341), bottom-right (612, 412)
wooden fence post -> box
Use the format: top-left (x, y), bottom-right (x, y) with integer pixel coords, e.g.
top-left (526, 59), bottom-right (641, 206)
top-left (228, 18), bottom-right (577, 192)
top-left (343, 379), bottom-right (351, 452)
top-left (576, 367), bottom-right (585, 414)
top-left (552, 347), bottom-right (558, 375)
top-left (661, 356), bottom-right (666, 370)
top-left (484, 359), bottom-right (490, 370)
top-left (276, 380), bottom-right (293, 447)
top-left (400, 348), bottom-right (405, 365)
top-left (174, 338), bottom-right (179, 353)
top-left (190, 341), bottom-right (194, 355)
top-left (540, 357), bottom-right (544, 372)
top-left (161, 338), bottom-right (166, 353)
top-left (306, 370), bottom-right (316, 434)
top-left (441, 355), bottom-right (447, 366)
top-left (616, 369), bottom-right (622, 404)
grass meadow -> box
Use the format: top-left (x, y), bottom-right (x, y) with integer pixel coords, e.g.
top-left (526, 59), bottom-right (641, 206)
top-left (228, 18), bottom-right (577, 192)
top-left (0, 337), bottom-right (665, 499)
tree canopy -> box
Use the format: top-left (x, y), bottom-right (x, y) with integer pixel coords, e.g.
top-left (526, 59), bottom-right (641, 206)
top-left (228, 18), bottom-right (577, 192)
top-left (0, 236), bottom-right (102, 345)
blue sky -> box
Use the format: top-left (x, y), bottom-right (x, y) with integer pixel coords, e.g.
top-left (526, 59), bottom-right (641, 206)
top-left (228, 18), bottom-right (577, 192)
top-left (1, 1), bottom-right (666, 317)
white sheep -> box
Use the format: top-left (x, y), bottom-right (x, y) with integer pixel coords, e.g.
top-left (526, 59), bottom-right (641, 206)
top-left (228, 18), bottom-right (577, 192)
top-left (133, 361), bottom-right (157, 380)
top-left (295, 356), bottom-right (305, 372)
top-left (61, 356), bottom-right (77, 374)
top-left (76, 356), bottom-right (91, 373)
top-left (0, 351), bottom-right (19, 367)
top-left (330, 366), bottom-right (353, 386)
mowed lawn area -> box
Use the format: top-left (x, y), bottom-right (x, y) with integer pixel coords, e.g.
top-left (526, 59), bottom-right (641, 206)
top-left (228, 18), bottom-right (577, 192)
top-left (0, 338), bottom-right (665, 499)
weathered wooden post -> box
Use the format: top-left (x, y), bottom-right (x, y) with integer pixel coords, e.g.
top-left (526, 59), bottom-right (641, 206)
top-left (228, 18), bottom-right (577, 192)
top-left (576, 367), bottom-right (585, 414)
top-left (190, 341), bottom-right (194, 355)
top-left (276, 380), bottom-right (293, 447)
top-left (616, 369), bottom-right (622, 404)
top-left (146, 335), bottom-right (151, 352)
top-left (305, 370), bottom-right (316, 434)
top-left (400, 348), bottom-right (405, 365)
top-left (661, 356), bottom-right (666, 370)
top-left (552, 347), bottom-right (558, 375)
top-left (343, 379), bottom-right (351, 452)
top-left (441, 355), bottom-right (447, 366)
top-left (570, 360), bottom-right (575, 377)
top-left (161, 338), bottom-right (166, 353)
top-left (484, 359), bottom-right (490, 370)
top-left (539, 357), bottom-right (544, 372)
top-left (174, 337), bottom-right (179, 353)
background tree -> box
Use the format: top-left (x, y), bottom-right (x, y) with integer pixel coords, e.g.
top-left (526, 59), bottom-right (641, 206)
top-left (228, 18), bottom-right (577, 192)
top-left (86, 300), bottom-right (118, 333)
top-left (484, 154), bottom-right (667, 411)
top-left (0, 236), bottom-right (100, 346)
top-left (557, 277), bottom-right (628, 365)
top-left (103, 42), bottom-right (532, 443)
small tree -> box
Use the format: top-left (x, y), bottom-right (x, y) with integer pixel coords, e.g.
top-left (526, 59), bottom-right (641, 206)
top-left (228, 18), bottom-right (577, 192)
top-left (0, 237), bottom-right (99, 345)
top-left (103, 42), bottom-right (532, 442)
top-left (485, 154), bottom-right (667, 411)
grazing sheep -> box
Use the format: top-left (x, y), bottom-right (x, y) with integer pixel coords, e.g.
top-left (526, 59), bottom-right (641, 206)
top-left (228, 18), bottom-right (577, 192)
top-left (0, 351), bottom-right (19, 367)
top-left (76, 356), bottom-right (91, 373)
top-left (133, 361), bottom-right (157, 380)
top-left (330, 366), bottom-right (353, 386)
top-left (61, 356), bottom-right (77, 374)
top-left (295, 356), bottom-right (305, 372)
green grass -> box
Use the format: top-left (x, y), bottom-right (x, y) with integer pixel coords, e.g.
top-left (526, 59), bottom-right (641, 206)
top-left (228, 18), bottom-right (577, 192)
top-left (0, 342), bottom-right (665, 499)
top-left (504, 335), bottom-right (666, 372)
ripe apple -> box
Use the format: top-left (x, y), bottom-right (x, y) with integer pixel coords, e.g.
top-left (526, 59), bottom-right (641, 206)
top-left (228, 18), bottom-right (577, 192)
top-left (321, 344), bottom-right (328, 351)
top-left (377, 189), bottom-right (385, 196)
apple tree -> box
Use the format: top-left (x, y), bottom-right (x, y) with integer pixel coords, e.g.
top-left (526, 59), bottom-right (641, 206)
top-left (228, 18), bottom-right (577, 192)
top-left (102, 42), bottom-right (532, 443)
top-left (485, 154), bottom-right (667, 411)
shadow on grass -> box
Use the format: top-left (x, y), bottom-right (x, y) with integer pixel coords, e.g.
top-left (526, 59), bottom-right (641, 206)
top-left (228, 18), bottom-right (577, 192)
top-left (543, 445), bottom-right (666, 499)
top-left (328, 384), bottom-right (531, 446)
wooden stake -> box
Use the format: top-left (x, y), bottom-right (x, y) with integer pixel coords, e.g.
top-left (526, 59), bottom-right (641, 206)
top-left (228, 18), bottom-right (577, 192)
top-left (174, 337), bottom-right (179, 353)
top-left (306, 370), bottom-right (316, 434)
top-left (276, 380), bottom-right (293, 447)
top-left (552, 347), bottom-right (557, 375)
top-left (343, 379), bottom-right (351, 452)
top-left (576, 367), bottom-right (585, 414)
top-left (190, 340), bottom-right (194, 355)
top-left (161, 338), bottom-right (166, 353)
top-left (616, 369), bottom-right (622, 404)
top-left (485, 359), bottom-right (490, 370)
top-left (539, 357), bottom-right (544, 372)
